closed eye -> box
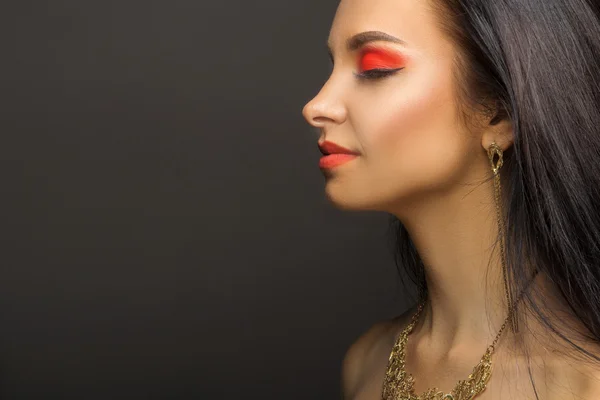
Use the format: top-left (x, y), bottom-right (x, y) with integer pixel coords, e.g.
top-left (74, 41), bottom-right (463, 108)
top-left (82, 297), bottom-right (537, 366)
top-left (355, 67), bottom-right (403, 80)
top-left (356, 47), bottom-right (405, 80)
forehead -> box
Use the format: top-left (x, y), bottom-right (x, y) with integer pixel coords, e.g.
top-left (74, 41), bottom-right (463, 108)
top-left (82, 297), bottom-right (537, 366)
top-left (329, 0), bottom-right (448, 54)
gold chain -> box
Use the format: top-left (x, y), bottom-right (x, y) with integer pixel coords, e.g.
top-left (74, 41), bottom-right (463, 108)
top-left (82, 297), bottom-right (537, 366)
top-left (381, 270), bottom-right (538, 400)
top-left (381, 143), bottom-right (538, 400)
top-left (489, 142), bottom-right (518, 334)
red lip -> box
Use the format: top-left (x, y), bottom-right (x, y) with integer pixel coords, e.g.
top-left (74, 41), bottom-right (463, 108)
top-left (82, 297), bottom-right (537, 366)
top-left (317, 140), bottom-right (360, 156)
top-left (319, 153), bottom-right (358, 169)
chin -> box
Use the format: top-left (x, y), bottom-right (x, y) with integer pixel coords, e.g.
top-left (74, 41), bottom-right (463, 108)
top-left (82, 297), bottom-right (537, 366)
top-left (323, 183), bottom-right (383, 212)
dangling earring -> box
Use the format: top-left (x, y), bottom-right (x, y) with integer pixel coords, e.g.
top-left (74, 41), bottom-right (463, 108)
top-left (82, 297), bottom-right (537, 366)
top-left (488, 141), bottom-right (518, 333)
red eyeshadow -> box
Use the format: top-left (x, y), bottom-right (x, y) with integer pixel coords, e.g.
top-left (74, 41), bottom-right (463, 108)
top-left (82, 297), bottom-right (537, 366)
top-left (359, 48), bottom-right (405, 71)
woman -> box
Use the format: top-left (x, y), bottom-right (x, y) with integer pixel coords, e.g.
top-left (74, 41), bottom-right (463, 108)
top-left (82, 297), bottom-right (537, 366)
top-left (302, 0), bottom-right (600, 399)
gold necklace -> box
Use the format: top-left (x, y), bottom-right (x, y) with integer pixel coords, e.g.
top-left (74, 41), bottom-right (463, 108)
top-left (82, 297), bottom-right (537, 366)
top-left (381, 270), bottom-right (538, 400)
top-left (380, 300), bottom-right (507, 400)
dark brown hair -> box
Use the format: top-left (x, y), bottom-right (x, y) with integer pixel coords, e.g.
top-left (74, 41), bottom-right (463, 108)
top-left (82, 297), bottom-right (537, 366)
top-left (390, 0), bottom-right (600, 397)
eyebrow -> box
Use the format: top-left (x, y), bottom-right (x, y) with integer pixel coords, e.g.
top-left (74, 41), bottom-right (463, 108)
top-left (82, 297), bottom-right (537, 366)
top-left (327, 30), bottom-right (407, 60)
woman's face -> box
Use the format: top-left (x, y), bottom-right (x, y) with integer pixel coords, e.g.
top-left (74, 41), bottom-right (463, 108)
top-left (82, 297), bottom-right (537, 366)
top-left (303, 0), bottom-right (485, 213)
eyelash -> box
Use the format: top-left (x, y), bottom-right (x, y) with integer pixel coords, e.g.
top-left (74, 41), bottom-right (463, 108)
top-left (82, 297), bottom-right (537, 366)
top-left (354, 67), bottom-right (403, 80)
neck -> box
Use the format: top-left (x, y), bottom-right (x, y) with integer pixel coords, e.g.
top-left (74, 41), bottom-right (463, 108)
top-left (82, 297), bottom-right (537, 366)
top-left (392, 177), bottom-right (514, 348)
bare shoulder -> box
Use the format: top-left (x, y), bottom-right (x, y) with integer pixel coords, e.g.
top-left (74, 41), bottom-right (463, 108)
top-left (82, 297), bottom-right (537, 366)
top-left (537, 342), bottom-right (600, 400)
top-left (341, 304), bottom-right (417, 399)
top-left (580, 368), bottom-right (600, 400)
top-left (543, 361), bottom-right (600, 400)
top-left (561, 358), bottom-right (600, 400)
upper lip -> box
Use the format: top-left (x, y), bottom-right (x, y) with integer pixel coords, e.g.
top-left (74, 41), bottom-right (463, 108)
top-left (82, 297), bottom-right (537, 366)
top-left (318, 140), bottom-right (360, 156)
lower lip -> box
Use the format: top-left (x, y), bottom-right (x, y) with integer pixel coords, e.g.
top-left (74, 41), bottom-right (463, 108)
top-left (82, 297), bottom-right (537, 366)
top-left (319, 154), bottom-right (359, 169)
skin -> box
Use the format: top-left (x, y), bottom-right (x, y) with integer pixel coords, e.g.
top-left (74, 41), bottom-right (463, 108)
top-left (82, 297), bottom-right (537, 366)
top-left (302, 0), bottom-right (600, 398)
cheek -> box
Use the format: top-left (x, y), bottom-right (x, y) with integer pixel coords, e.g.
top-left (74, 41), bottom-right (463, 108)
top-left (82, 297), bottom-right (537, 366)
top-left (374, 88), bottom-right (442, 149)
top-left (352, 75), bottom-right (472, 186)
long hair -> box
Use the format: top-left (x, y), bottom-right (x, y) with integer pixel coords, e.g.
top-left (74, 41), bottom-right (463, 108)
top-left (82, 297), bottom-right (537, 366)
top-left (389, 0), bottom-right (600, 396)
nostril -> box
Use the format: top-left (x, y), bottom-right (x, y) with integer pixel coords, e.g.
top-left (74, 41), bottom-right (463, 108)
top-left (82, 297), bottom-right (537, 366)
top-left (312, 116), bottom-right (332, 126)
top-left (303, 94), bottom-right (347, 126)
top-left (303, 104), bottom-right (324, 127)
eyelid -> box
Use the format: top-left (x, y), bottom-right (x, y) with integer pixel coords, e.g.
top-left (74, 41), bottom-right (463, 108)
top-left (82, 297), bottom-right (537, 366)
top-left (358, 42), bottom-right (406, 53)
top-left (360, 44), bottom-right (405, 61)
top-left (354, 68), bottom-right (403, 81)
top-left (357, 51), bottom-right (404, 78)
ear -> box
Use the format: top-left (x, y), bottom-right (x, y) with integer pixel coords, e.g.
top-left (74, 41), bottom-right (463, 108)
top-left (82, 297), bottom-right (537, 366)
top-left (481, 117), bottom-right (514, 152)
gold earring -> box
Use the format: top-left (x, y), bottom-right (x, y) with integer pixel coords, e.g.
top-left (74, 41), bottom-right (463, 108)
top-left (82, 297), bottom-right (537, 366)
top-left (488, 142), bottom-right (518, 333)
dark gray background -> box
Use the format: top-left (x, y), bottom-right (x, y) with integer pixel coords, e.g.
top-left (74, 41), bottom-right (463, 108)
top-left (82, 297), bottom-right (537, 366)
top-left (1, 1), bottom-right (412, 398)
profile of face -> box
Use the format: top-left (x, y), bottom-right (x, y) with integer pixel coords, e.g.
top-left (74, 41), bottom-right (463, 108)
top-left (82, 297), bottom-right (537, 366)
top-left (303, 0), bottom-right (493, 214)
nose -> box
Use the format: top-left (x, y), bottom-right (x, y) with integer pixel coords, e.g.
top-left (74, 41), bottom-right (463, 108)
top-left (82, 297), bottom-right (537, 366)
top-left (302, 77), bottom-right (348, 129)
